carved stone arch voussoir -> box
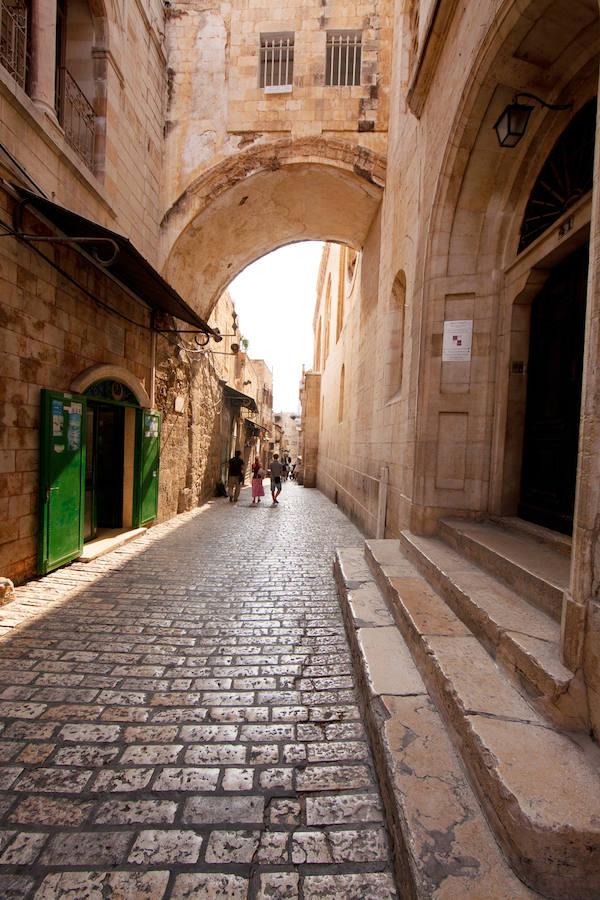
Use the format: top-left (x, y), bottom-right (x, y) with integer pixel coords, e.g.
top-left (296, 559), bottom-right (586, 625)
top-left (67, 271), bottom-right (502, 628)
top-left (161, 137), bottom-right (387, 231)
top-left (70, 363), bottom-right (151, 408)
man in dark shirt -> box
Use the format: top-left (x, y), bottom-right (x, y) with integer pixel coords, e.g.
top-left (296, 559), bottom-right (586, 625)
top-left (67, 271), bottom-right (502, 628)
top-left (268, 454), bottom-right (283, 505)
top-left (227, 450), bottom-right (245, 503)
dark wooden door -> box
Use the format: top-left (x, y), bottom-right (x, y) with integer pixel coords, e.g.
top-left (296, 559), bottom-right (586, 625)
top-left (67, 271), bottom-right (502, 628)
top-left (519, 243), bottom-right (589, 534)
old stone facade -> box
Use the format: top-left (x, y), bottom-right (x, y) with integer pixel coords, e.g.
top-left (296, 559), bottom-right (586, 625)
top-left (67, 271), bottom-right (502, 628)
top-left (0, 0), bottom-right (168, 582)
top-left (301, 4), bottom-right (600, 892)
top-left (273, 411), bottom-right (301, 462)
top-left (0, 0), bottom-right (281, 583)
top-left (307, 1), bottom-right (600, 719)
top-left (161, 0), bottom-right (392, 314)
top-left (156, 291), bottom-right (272, 517)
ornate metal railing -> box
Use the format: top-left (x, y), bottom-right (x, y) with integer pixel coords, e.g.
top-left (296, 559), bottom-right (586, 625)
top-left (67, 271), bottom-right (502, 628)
top-left (57, 67), bottom-right (95, 170)
top-left (0, 0), bottom-right (28, 90)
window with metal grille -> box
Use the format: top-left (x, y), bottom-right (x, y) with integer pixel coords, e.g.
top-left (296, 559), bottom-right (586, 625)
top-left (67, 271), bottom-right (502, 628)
top-left (0, 0), bottom-right (29, 91)
top-left (326, 31), bottom-right (361, 86)
top-left (260, 32), bottom-right (294, 92)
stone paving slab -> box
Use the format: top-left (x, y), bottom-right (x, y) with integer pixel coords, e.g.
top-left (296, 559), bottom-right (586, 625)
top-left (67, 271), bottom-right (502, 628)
top-left (0, 485), bottom-right (398, 898)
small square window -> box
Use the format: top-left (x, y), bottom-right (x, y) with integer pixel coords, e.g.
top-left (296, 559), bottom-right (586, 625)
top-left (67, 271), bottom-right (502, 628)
top-left (260, 32), bottom-right (294, 92)
top-left (326, 30), bottom-right (362, 86)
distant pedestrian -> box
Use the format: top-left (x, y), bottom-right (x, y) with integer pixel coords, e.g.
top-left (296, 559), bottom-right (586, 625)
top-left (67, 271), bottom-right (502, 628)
top-left (227, 450), bottom-right (245, 503)
top-left (251, 463), bottom-right (265, 504)
top-left (268, 453), bottom-right (283, 505)
top-left (281, 458), bottom-right (289, 481)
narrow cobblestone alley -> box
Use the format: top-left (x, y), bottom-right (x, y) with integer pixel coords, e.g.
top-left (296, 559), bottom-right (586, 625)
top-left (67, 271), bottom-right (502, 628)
top-left (0, 484), bottom-right (398, 899)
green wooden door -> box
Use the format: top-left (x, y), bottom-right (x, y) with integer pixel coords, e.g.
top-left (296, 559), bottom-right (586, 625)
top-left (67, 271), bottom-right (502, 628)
top-left (134, 410), bottom-right (160, 526)
top-left (38, 390), bottom-right (86, 574)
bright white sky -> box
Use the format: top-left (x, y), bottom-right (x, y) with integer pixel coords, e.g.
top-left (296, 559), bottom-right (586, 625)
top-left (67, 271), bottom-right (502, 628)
top-left (228, 241), bottom-right (324, 411)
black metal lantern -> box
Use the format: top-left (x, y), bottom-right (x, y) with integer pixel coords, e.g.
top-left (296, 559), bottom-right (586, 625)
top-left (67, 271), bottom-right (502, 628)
top-left (493, 93), bottom-right (572, 148)
top-left (493, 102), bottom-right (534, 147)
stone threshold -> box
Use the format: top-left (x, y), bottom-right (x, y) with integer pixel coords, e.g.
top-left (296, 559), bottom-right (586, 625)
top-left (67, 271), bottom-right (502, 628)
top-left (79, 527), bottom-right (147, 562)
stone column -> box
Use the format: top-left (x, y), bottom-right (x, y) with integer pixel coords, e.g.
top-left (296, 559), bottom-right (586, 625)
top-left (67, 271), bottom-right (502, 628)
top-left (29, 0), bottom-right (57, 116)
top-left (562, 77), bottom-right (600, 738)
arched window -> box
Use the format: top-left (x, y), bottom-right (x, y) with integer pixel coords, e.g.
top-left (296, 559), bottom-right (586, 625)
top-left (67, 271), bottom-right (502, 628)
top-left (519, 99), bottom-right (596, 253)
top-left (338, 364), bottom-right (345, 423)
top-left (324, 275), bottom-right (332, 362)
top-left (385, 271), bottom-right (406, 402)
top-left (336, 273), bottom-right (344, 342)
top-left (315, 317), bottom-right (322, 370)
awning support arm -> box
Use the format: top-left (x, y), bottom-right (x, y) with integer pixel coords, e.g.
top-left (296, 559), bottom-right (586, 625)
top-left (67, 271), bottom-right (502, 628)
top-left (12, 198), bottom-right (120, 264)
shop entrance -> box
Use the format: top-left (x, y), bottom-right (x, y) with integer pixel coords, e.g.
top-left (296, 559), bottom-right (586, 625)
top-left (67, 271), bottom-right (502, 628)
top-left (519, 243), bottom-right (589, 534)
top-left (38, 379), bottom-right (161, 574)
top-left (84, 403), bottom-right (125, 541)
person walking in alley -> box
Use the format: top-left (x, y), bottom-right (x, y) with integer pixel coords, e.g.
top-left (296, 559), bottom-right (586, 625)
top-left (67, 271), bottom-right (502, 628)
top-left (251, 460), bottom-right (265, 504)
top-left (268, 453), bottom-right (283, 505)
top-left (227, 449), bottom-right (245, 503)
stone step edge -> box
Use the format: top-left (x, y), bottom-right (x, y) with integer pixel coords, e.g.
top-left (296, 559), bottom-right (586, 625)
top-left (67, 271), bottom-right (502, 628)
top-left (362, 541), bottom-right (600, 899)
top-left (438, 518), bottom-right (563, 621)
top-left (487, 515), bottom-right (572, 558)
top-left (333, 548), bottom-right (538, 900)
top-left (390, 532), bottom-right (585, 730)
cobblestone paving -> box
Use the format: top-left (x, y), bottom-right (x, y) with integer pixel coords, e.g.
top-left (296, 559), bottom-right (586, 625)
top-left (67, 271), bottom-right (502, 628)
top-left (0, 483), bottom-right (398, 898)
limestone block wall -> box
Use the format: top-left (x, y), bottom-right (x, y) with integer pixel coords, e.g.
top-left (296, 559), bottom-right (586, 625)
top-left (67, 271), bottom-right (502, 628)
top-left (163, 0), bottom-right (393, 216)
top-left (0, 0), bottom-right (175, 584)
top-left (314, 239), bottom-right (396, 535)
top-left (274, 412), bottom-right (301, 460)
top-left (299, 371), bottom-right (321, 488)
top-left (0, 194), bottom-right (152, 583)
top-left (0, 0), bottom-right (166, 262)
top-left (155, 291), bottom-right (242, 519)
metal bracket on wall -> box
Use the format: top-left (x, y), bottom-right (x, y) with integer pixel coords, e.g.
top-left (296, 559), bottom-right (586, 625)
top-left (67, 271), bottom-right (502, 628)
top-left (9, 198), bottom-right (119, 265)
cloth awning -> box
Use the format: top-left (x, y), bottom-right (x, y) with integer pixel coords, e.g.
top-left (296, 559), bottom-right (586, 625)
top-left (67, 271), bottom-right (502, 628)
top-left (10, 185), bottom-right (218, 335)
top-left (223, 384), bottom-right (258, 412)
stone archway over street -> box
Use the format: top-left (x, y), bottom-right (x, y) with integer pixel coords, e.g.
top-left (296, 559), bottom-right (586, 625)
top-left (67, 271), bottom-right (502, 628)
top-left (161, 139), bottom-right (386, 319)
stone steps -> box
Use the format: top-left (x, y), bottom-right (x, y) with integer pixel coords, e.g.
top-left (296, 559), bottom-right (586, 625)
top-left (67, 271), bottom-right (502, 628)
top-left (360, 539), bottom-right (600, 900)
top-left (436, 518), bottom-right (569, 621)
top-left (334, 547), bottom-right (539, 899)
top-left (391, 531), bottom-right (585, 730)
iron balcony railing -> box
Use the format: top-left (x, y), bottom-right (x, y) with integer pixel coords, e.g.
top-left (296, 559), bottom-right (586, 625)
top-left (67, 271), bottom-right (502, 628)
top-left (56, 67), bottom-right (95, 170)
top-left (0, 0), bottom-right (28, 90)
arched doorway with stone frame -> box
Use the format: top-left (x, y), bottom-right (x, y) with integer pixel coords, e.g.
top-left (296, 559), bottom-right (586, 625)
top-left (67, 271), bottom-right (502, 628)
top-left (38, 363), bottom-right (159, 575)
top-left (499, 100), bottom-right (596, 536)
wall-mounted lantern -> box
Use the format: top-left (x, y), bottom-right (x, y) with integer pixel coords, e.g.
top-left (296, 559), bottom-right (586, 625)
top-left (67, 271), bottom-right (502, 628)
top-left (493, 92), bottom-right (572, 148)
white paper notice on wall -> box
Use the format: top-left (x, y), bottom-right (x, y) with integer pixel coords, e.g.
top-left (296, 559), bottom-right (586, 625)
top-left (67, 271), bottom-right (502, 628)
top-left (442, 319), bottom-right (473, 362)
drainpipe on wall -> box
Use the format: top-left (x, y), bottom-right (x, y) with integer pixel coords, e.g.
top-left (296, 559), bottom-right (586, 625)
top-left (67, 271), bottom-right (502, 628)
top-left (376, 465), bottom-right (389, 539)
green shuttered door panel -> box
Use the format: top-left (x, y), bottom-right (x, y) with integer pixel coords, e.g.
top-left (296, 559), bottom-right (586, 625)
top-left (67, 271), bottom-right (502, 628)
top-left (134, 410), bottom-right (160, 527)
top-left (38, 390), bottom-right (86, 574)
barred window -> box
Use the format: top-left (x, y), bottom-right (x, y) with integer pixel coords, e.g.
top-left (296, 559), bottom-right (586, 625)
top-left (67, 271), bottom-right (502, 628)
top-left (326, 31), bottom-right (361, 86)
top-left (260, 32), bottom-right (294, 92)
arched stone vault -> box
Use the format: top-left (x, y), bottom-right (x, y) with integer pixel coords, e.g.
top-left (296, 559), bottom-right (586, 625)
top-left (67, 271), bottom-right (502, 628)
top-left (161, 138), bottom-right (386, 320)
